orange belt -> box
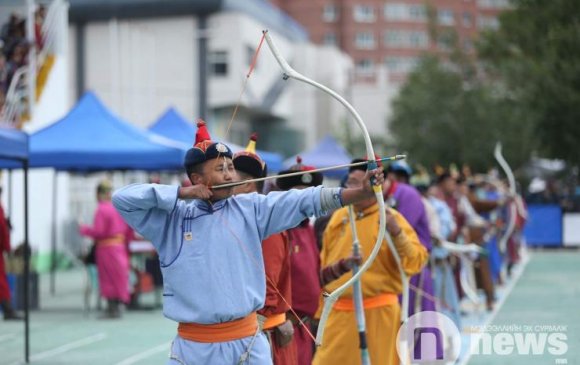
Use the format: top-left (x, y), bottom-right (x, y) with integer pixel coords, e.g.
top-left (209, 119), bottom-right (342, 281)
top-left (334, 293), bottom-right (398, 311)
top-left (178, 312), bottom-right (258, 343)
top-left (262, 313), bottom-right (286, 330)
top-left (97, 234), bottom-right (125, 246)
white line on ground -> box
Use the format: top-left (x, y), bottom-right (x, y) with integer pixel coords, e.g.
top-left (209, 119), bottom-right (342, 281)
top-left (114, 342), bottom-right (171, 365)
top-left (457, 252), bottom-right (531, 365)
top-left (7, 333), bottom-right (108, 365)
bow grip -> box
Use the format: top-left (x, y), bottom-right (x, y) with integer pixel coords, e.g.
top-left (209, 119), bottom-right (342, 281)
top-left (367, 160), bottom-right (378, 187)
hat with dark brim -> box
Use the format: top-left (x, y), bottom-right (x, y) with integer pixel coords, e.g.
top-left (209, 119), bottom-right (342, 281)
top-left (184, 120), bottom-right (233, 170)
top-left (233, 133), bottom-right (267, 178)
top-left (276, 156), bottom-right (323, 190)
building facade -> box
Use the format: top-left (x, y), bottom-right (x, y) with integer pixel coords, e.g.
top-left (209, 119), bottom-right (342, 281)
top-left (272, 0), bottom-right (509, 84)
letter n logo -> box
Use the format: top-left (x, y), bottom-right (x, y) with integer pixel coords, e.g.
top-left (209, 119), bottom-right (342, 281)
top-left (413, 327), bottom-right (444, 361)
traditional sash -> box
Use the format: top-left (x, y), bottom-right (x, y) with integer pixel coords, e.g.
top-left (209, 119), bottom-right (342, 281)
top-left (334, 293), bottom-right (398, 311)
top-left (178, 312), bottom-right (258, 343)
top-left (262, 312), bottom-right (286, 330)
top-left (97, 234), bottom-right (125, 246)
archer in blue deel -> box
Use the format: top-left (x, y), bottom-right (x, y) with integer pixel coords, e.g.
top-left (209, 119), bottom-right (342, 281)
top-left (112, 120), bottom-right (385, 365)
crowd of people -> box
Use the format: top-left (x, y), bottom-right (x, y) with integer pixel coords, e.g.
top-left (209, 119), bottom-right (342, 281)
top-left (73, 119), bottom-right (525, 365)
top-left (0, 118), bottom-right (527, 364)
top-left (0, 6), bottom-right (46, 124)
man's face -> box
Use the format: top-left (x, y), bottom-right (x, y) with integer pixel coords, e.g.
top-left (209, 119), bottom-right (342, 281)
top-left (441, 177), bottom-right (457, 194)
top-left (192, 157), bottom-right (236, 201)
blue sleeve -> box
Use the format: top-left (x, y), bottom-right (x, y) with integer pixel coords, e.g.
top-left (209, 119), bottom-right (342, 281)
top-left (254, 186), bottom-right (326, 239)
top-left (112, 183), bottom-right (179, 244)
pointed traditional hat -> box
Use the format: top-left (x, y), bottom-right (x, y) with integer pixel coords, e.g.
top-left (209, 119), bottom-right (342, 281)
top-left (233, 133), bottom-right (267, 178)
top-left (183, 119), bottom-right (233, 170)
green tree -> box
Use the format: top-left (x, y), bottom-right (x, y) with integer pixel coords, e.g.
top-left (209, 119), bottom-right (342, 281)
top-left (389, 56), bottom-right (535, 171)
top-left (478, 0), bottom-right (580, 164)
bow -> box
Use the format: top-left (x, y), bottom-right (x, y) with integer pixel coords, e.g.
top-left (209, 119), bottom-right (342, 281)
top-left (262, 30), bottom-right (409, 350)
top-left (347, 205), bottom-right (371, 365)
top-left (493, 142), bottom-right (517, 254)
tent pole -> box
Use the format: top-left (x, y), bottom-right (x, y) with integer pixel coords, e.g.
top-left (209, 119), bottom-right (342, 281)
top-left (50, 171), bottom-right (57, 295)
top-left (7, 169), bottom-right (12, 218)
top-left (23, 160), bottom-right (30, 363)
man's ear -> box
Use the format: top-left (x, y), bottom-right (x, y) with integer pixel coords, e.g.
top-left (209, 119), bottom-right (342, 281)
top-left (190, 173), bottom-right (204, 185)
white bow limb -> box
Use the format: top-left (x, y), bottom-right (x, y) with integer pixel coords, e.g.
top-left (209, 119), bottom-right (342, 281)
top-left (261, 30), bottom-right (408, 346)
top-left (494, 142), bottom-right (517, 254)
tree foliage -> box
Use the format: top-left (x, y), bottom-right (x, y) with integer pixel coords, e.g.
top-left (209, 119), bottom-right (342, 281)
top-left (389, 0), bottom-right (579, 171)
top-left (478, 0), bottom-right (580, 164)
top-left (390, 56), bottom-right (535, 172)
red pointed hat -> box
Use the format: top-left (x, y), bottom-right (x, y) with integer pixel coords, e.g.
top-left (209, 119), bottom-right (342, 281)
top-left (184, 119), bottom-right (233, 170)
top-left (276, 156), bottom-right (323, 190)
top-left (233, 132), bottom-right (267, 178)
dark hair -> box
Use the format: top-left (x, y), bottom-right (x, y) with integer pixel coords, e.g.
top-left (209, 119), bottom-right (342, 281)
top-left (185, 163), bottom-right (204, 183)
top-left (436, 172), bottom-right (452, 185)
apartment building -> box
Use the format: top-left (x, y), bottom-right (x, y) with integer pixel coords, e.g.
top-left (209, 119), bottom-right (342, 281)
top-left (272, 0), bottom-right (509, 84)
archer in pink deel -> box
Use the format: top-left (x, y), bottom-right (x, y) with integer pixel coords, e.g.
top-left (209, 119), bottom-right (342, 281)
top-left (80, 180), bottom-right (131, 319)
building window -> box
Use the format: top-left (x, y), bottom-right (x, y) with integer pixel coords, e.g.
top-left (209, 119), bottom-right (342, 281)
top-left (438, 9), bottom-right (455, 26)
top-left (384, 30), bottom-right (428, 49)
top-left (356, 58), bottom-right (374, 73)
top-left (385, 56), bottom-right (418, 73)
top-left (353, 5), bottom-right (376, 23)
top-left (409, 4), bottom-right (427, 22)
top-left (384, 3), bottom-right (407, 21)
top-left (384, 30), bottom-right (404, 47)
top-left (478, 0), bottom-right (510, 9)
top-left (463, 12), bottom-right (473, 27)
top-left (355, 32), bottom-right (376, 49)
top-left (322, 4), bottom-right (338, 22)
top-left (323, 32), bottom-right (337, 46)
top-left (409, 31), bottom-right (428, 48)
top-left (209, 51), bottom-right (228, 76)
top-left (478, 15), bottom-right (499, 29)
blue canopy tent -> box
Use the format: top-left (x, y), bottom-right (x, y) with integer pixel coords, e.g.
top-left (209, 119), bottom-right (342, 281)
top-left (0, 127), bottom-right (31, 362)
top-left (28, 92), bottom-right (188, 301)
top-left (30, 92), bottom-right (187, 171)
top-left (149, 108), bottom-right (284, 172)
top-left (0, 128), bottom-right (29, 169)
top-left (283, 135), bottom-right (352, 179)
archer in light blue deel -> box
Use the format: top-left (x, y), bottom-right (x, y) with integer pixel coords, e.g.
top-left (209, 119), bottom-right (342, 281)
top-left (112, 120), bottom-right (384, 365)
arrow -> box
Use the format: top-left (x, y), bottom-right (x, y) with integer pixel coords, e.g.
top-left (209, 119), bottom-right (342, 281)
top-left (210, 154), bottom-right (406, 190)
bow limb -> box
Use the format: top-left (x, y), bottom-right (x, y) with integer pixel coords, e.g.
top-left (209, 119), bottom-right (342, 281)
top-left (347, 206), bottom-right (371, 365)
top-left (262, 30), bottom-right (394, 346)
top-left (494, 142), bottom-right (517, 254)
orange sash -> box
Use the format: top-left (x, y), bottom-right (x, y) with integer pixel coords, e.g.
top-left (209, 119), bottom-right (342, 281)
top-left (97, 234), bottom-right (125, 246)
top-left (262, 313), bottom-right (286, 330)
top-left (178, 312), bottom-right (258, 343)
top-left (334, 293), bottom-right (398, 311)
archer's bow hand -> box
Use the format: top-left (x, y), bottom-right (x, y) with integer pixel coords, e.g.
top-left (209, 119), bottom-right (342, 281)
top-left (363, 167), bottom-right (385, 195)
top-left (340, 167), bottom-right (384, 206)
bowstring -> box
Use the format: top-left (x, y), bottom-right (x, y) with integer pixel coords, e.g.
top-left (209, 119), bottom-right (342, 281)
top-left (204, 34), bottom-right (266, 204)
top-left (209, 32), bottom-right (316, 342)
top-left (215, 209), bottom-right (317, 342)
